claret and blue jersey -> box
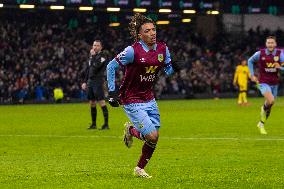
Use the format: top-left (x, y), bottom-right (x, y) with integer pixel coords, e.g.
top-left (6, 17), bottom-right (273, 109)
top-left (248, 48), bottom-right (284, 96)
top-left (106, 40), bottom-right (175, 135)
top-left (107, 40), bottom-right (174, 104)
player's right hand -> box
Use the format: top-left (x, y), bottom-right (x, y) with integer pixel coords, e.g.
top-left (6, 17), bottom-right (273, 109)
top-left (108, 91), bottom-right (120, 107)
top-left (81, 83), bottom-right (87, 90)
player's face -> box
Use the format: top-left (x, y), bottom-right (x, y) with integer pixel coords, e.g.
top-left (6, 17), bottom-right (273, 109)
top-left (241, 60), bottom-right (247, 66)
top-left (266, 38), bottom-right (277, 52)
top-left (92, 41), bottom-right (102, 53)
top-left (139, 23), bottom-right (156, 46)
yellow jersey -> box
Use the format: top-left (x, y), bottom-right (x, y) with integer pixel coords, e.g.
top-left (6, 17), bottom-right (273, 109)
top-left (233, 65), bottom-right (250, 85)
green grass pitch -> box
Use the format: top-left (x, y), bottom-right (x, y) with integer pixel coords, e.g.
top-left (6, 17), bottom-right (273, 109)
top-left (1, 98), bottom-right (284, 188)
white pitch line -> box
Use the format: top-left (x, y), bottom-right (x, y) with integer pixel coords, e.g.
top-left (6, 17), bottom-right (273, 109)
top-left (165, 137), bottom-right (284, 141)
top-left (0, 134), bottom-right (119, 139)
top-left (0, 134), bottom-right (284, 141)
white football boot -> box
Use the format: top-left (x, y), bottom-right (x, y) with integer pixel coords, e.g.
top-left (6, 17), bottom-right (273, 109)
top-left (133, 167), bottom-right (152, 178)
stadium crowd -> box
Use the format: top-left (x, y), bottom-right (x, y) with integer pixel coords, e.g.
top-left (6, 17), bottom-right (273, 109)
top-left (1, 11), bottom-right (284, 103)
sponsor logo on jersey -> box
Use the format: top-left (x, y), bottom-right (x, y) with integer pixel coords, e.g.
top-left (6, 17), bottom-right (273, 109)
top-left (265, 63), bottom-right (277, 72)
top-left (265, 68), bottom-right (277, 72)
top-left (145, 66), bottom-right (158, 74)
top-left (266, 63), bottom-right (276, 68)
top-left (140, 66), bottom-right (159, 82)
top-left (140, 74), bottom-right (156, 82)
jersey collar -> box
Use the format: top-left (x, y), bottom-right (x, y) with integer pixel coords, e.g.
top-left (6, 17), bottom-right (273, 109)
top-left (139, 40), bottom-right (157, 52)
top-left (265, 48), bottom-right (277, 55)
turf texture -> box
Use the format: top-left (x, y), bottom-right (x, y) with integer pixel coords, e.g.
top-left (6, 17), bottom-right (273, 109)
top-left (0, 98), bottom-right (284, 188)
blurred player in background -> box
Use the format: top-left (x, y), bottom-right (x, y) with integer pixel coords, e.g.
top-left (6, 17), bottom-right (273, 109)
top-left (106, 13), bottom-right (182, 178)
top-left (233, 59), bottom-right (250, 105)
top-left (81, 40), bottom-right (109, 130)
top-left (248, 36), bottom-right (284, 134)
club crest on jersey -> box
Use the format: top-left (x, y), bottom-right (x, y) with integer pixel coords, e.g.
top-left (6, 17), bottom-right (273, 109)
top-left (274, 56), bottom-right (279, 62)
top-left (262, 57), bottom-right (265, 61)
top-left (158, 54), bottom-right (164, 62)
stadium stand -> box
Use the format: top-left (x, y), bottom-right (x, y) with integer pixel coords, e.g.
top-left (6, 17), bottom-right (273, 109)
top-left (1, 10), bottom-right (284, 103)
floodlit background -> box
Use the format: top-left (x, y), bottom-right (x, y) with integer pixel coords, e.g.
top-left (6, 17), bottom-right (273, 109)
top-left (1, 1), bottom-right (284, 188)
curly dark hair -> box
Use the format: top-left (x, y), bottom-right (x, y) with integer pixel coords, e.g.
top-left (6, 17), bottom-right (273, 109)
top-left (266, 35), bottom-right (276, 41)
top-left (129, 13), bottom-right (155, 42)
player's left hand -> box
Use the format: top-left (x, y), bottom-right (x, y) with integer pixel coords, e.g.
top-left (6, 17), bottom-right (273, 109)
top-left (274, 63), bottom-right (281, 69)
